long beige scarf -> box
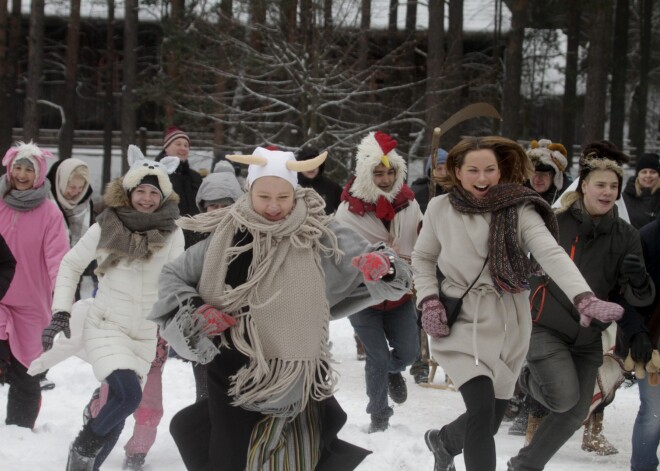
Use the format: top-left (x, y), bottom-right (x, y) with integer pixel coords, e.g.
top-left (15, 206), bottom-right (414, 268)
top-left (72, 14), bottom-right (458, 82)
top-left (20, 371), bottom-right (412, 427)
top-left (188, 188), bottom-right (342, 417)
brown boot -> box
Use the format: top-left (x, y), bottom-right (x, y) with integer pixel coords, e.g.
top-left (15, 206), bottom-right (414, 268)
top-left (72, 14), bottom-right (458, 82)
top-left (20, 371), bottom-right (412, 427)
top-left (354, 334), bottom-right (366, 361)
top-left (524, 414), bottom-right (544, 447)
top-left (582, 412), bottom-right (618, 455)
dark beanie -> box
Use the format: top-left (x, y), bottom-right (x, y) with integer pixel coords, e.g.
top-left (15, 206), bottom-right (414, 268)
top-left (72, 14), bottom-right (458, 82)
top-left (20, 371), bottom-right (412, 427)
top-left (636, 153), bottom-right (660, 175)
top-left (131, 174), bottom-right (163, 198)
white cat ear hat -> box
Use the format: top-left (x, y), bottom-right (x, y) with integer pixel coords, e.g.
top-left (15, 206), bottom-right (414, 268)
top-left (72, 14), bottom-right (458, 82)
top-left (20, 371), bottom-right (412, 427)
top-left (227, 147), bottom-right (327, 189)
top-left (122, 145), bottom-right (179, 199)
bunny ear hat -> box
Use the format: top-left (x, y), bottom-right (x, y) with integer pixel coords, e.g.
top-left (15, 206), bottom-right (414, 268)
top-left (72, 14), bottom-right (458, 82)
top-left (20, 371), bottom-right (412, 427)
top-left (122, 145), bottom-right (178, 199)
top-left (2, 141), bottom-right (54, 188)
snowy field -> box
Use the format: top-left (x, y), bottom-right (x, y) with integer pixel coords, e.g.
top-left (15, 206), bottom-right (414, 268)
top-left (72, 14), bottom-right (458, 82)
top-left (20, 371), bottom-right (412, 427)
top-left (0, 309), bottom-right (644, 471)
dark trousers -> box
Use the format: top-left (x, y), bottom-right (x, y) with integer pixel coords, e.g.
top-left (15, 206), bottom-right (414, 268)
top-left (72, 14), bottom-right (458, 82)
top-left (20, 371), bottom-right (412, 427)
top-left (439, 376), bottom-right (508, 471)
top-left (90, 369), bottom-right (142, 437)
top-left (4, 343), bottom-right (41, 428)
top-left (509, 327), bottom-right (602, 471)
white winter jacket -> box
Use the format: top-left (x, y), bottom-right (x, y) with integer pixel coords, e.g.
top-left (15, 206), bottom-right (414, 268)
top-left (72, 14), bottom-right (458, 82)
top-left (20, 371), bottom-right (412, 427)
top-left (51, 222), bottom-right (185, 381)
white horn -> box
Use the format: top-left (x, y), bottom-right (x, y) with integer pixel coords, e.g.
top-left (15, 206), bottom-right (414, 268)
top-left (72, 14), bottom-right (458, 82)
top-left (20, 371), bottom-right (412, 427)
top-left (286, 151), bottom-right (328, 172)
top-left (226, 154), bottom-right (268, 166)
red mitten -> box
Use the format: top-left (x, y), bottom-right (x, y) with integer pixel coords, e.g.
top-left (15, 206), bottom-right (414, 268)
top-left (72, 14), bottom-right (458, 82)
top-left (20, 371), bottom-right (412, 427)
top-left (421, 295), bottom-right (450, 338)
top-left (573, 292), bottom-right (624, 327)
top-left (197, 304), bottom-right (238, 336)
top-left (351, 252), bottom-right (391, 282)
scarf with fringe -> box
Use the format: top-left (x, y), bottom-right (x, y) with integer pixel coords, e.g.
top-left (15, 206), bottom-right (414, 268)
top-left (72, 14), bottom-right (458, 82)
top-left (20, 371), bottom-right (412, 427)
top-left (187, 187), bottom-right (342, 417)
top-left (449, 183), bottom-right (558, 293)
top-left (94, 201), bottom-right (179, 276)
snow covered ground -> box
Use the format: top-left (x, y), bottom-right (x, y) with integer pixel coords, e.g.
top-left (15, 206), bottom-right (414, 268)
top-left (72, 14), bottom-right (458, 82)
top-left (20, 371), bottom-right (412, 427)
top-left (0, 314), bottom-right (644, 470)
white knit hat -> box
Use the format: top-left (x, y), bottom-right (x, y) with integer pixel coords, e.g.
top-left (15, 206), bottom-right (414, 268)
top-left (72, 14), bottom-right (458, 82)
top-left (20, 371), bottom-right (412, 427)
top-left (350, 131), bottom-right (407, 203)
top-left (527, 139), bottom-right (568, 190)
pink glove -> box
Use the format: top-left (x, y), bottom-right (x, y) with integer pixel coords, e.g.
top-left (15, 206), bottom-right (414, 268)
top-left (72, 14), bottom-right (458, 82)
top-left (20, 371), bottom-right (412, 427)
top-left (197, 304), bottom-right (238, 336)
top-left (351, 252), bottom-right (391, 282)
top-left (421, 295), bottom-right (450, 338)
top-left (573, 292), bottom-right (624, 327)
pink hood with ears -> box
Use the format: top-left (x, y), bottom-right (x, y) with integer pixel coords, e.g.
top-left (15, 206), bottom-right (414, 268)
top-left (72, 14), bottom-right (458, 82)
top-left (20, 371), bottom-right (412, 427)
top-left (2, 141), bottom-right (54, 189)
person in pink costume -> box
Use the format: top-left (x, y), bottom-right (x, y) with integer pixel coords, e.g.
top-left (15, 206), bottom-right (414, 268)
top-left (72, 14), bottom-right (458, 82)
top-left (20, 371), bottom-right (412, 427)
top-left (0, 141), bottom-right (69, 428)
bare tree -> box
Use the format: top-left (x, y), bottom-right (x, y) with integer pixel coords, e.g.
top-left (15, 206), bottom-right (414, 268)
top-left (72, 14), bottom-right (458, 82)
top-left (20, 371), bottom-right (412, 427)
top-left (24, 0), bottom-right (45, 141)
top-left (561, 0), bottom-right (580, 166)
top-left (163, 0), bottom-right (185, 123)
top-left (425, 0), bottom-right (445, 143)
top-left (582, 0), bottom-right (613, 145)
top-left (441, 0), bottom-right (465, 148)
top-left (0, 0), bottom-right (10, 155)
top-left (630, 0), bottom-right (653, 155)
top-left (358, 0), bottom-right (370, 71)
top-left (501, 0), bottom-right (527, 140)
top-left (213, 0), bottom-right (233, 148)
top-left (608, 0), bottom-right (629, 150)
top-left (405, 0), bottom-right (417, 36)
top-left (121, 0), bottom-right (138, 173)
top-left (102, 0), bottom-right (115, 188)
top-left (59, 0), bottom-right (81, 160)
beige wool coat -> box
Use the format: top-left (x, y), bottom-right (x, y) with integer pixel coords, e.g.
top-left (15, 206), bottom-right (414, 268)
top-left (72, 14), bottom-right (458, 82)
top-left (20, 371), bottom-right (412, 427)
top-left (412, 194), bottom-right (591, 398)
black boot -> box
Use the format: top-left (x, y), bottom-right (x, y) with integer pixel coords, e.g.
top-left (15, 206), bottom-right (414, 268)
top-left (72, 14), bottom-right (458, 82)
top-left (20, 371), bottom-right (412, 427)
top-left (66, 422), bottom-right (108, 471)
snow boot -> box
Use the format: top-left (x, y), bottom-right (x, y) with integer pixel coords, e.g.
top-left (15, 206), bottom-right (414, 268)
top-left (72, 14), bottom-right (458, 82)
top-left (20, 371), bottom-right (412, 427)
top-left (387, 372), bottom-right (407, 404)
top-left (524, 414), bottom-right (544, 447)
top-left (582, 412), bottom-right (618, 455)
top-left (123, 453), bottom-right (147, 470)
top-left (66, 423), bottom-right (108, 471)
top-left (368, 416), bottom-right (389, 433)
top-left (354, 334), bottom-right (366, 361)
top-left (424, 429), bottom-right (456, 471)
top-left (508, 397), bottom-right (530, 435)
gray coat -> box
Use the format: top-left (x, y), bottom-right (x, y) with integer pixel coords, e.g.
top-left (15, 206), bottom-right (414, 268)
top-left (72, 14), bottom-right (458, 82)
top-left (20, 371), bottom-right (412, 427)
top-left (149, 221), bottom-right (413, 363)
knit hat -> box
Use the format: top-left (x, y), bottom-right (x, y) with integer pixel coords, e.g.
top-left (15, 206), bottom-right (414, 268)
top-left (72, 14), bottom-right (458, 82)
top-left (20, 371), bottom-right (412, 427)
top-left (122, 145), bottom-right (179, 200)
top-left (578, 140), bottom-right (629, 200)
top-left (636, 153), bottom-right (660, 175)
top-left (425, 148), bottom-right (448, 176)
top-left (226, 147), bottom-right (327, 189)
top-left (2, 141), bottom-right (53, 188)
top-left (195, 171), bottom-right (244, 212)
top-left (527, 139), bottom-right (568, 190)
top-left (163, 126), bottom-right (190, 150)
top-left (350, 131), bottom-right (406, 203)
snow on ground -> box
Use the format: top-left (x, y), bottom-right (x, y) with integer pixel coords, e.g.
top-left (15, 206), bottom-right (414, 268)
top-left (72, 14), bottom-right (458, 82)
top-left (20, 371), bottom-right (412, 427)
top-left (0, 315), bottom-right (643, 470)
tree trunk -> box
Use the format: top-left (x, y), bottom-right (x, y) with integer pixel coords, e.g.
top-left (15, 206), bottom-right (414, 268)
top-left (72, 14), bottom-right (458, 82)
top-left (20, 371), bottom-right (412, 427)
top-left (388, 0), bottom-right (397, 49)
top-left (164, 0), bottom-right (184, 123)
top-left (0, 0), bottom-right (10, 156)
top-left (102, 0), bottom-right (115, 189)
top-left (121, 0), bottom-right (138, 173)
top-left (501, 0), bottom-right (526, 141)
top-left (561, 0), bottom-right (579, 167)
top-left (426, 0), bottom-right (445, 145)
top-left (358, 0), bottom-right (370, 71)
top-left (441, 0), bottom-right (464, 148)
top-left (250, 0), bottom-right (266, 52)
top-left (405, 0), bottom-right (417, 36)
top-left (24, 0), bottom-right (45, 141)
top-left (630, 0), bottom-right (652, 156)
top-left (59, 0), bottom-right (81, 160)
top-left (608, 0), bottom-right (629, 150)
top-left (582, 0), bottom-right (613, 146)
top-left (280, 0), bottom-right (297, 42)
top-left (0, 0), bottom-right (20, 172)
top-left (214, 0), bottom-right (233, 148)
top-left (323, 0), bottom-right (332, 29)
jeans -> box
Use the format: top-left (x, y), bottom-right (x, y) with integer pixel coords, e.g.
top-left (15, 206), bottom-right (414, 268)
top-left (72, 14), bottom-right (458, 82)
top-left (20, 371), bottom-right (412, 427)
top-left (632, 375), bottom-right (660, 471)
top-left (349, 299), bottom-right (419, 419)
top-left (91, 369), bottom-right (143, 437)
top-left (509, 327), bottom-right (602, 471)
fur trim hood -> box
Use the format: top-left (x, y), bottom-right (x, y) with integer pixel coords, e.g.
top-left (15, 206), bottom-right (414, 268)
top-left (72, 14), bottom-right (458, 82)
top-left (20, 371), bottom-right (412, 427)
top-left (349, 131), bottom-right (407, 203)
top-left (104, 177), bottom-right (179, 209)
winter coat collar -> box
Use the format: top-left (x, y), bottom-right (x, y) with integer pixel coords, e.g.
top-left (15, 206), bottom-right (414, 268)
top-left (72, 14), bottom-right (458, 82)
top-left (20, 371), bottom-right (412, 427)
top-left (340, 176), bottom-right (414, 221)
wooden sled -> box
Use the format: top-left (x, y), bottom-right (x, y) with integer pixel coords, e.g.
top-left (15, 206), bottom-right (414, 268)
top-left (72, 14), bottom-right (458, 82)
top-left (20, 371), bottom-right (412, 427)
top-left (418, 358), bottom-right (456, 391)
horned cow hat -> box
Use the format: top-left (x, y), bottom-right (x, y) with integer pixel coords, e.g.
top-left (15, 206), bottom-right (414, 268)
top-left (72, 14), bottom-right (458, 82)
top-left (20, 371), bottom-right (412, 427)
top-left (227, 147), bottom-right (327, 189)
top-left (350, 131), bottom-right (407, 203)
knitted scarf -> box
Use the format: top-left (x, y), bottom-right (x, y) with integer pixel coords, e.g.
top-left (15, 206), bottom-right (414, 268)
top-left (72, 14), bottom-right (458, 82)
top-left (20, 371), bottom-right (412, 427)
top-left (192, 187), bottom-right (342, 417)
top-left (449, 183), bottom-right (558, 293)
top-left (94, 200), bottom-right (179, 276)
top-left (0, 178), bottom-right (50, 211)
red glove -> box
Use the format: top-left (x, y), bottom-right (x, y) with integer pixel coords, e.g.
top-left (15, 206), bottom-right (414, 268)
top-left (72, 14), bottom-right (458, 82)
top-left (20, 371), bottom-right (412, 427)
top-left (352, 252), bottom-right (391, 282)
top-left (573, 292), bottom-right (624, 327)
top-left (197, 304), bottom-right (238, 336)
top-left (421, 295), bottom-right (450, 338)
